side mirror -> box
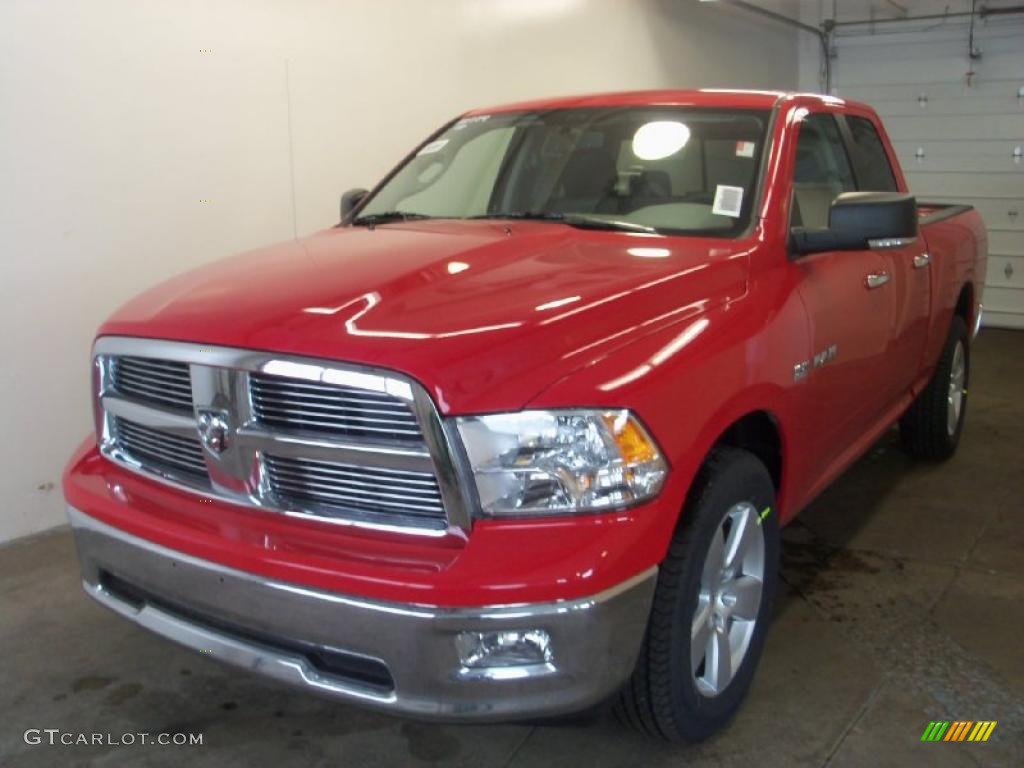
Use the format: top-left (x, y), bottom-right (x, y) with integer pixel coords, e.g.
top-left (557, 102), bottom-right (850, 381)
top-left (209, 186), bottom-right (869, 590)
top-left (340, 188), bottom-right (369, 221)
top-left (791, 192), bottom-right (917, 255)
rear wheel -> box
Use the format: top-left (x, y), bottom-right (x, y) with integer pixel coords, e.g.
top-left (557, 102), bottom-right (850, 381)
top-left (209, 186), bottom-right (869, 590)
top-left (900, 315), bottom-right (969, 460)
top-left (616, 448), bottom-right (779, 742)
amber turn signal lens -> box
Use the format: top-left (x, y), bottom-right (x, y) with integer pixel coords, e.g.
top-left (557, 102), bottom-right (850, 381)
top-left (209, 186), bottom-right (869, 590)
top-left (602, 412), bottom-right (660, 464)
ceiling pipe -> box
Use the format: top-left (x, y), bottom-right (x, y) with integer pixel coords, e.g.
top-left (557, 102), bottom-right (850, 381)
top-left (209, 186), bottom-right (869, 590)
top-left (710, 0), bottom-right (833, 92)
top-left (833, 3), bottom-right (1024, 27)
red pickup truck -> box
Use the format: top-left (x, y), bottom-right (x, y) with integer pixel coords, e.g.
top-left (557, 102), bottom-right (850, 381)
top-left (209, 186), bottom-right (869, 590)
top-left (64, 90), bottom-right (987, 741)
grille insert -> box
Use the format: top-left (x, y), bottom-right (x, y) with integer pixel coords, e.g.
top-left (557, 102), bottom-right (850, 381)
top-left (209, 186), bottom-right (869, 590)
top-left (96, 339), bottom-right (459, 532)
top-left (251, 373), bottom-right (422, 441)
top-left (113, 357), bottom-right (193, 412)
top-left (114, 417), bottom-right (208, 480)
top-left (264, 454), bottom-right (446, 523)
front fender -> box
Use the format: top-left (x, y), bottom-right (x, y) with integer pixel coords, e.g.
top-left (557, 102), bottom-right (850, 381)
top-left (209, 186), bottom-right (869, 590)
top-left (528, 285), bottom-right (810, 560)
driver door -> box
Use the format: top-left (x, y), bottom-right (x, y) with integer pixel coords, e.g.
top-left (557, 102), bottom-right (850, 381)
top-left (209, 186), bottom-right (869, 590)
top-left (791, 112), bottom-right (896, 476)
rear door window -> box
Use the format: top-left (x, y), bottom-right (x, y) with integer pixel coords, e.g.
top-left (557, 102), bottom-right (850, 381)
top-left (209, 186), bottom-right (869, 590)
top-left (846, 116), bottom-right (899, 192)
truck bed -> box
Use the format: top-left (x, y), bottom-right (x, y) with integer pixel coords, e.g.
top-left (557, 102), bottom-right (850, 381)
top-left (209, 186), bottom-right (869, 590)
top-left (918, 201), bottom-right (975, 226)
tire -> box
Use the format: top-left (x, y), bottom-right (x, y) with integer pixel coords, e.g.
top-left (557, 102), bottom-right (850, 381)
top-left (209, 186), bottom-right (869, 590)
top-left (900, 315), bottom-right (969, 461)
top-left (615, 448), bottom-right (779, 742)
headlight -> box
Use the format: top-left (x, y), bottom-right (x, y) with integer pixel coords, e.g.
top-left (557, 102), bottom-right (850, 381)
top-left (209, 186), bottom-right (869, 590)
top-left (455, 409), bottom-right (668, 517)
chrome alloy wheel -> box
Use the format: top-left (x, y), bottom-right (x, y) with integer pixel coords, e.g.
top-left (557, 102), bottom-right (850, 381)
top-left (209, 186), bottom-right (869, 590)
top-left (691, 501), bottom-right (765, 697)
top-left (947, 340), bottom-right (966, 437)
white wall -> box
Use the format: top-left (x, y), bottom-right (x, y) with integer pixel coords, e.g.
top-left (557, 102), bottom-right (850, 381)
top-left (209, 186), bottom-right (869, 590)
top-left (0, 0), bottom-right (800, 543)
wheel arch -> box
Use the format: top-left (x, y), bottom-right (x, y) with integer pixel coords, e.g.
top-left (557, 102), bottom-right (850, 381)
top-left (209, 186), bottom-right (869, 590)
top-left (674, 401), bottom-right (791, 530)
top-left (955, 282), bottom-right (974, 329)
top-left (712, 410), bottom-right (784, 494)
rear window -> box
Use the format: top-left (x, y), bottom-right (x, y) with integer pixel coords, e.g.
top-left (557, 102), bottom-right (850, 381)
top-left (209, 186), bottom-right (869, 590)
top-left (846, 116), bottom-right (898, 192)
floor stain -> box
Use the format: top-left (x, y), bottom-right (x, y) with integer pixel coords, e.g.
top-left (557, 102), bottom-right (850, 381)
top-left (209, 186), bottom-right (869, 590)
top-left (104, 681), bottom-right (143, 705)
top-left (71, 675), bottom-right (115, 693)
top-left (400, 722), bottom-right (462, 762)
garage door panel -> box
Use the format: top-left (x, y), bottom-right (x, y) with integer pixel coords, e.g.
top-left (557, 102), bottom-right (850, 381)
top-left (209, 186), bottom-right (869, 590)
top-left (983, 310), bottom-right (1024, 329)
top-left (904, 171), bottom-right (1024, 199)
top-left (836, 65), bottom-right (1017, 88)
top-left (882, 114), bottom-right (1024, 141)
top-left (876, 96), bottom-right (1024, 117)
top-left (986, 255), bottom-right (1024, 290)
top-left (834, 26), bottom-right (1021, 77)
top-left (834, 24), bottom-right (1020, 48)
top-left (892, 152), bottom-right (1024, 174)
top-left (982, 285), bottom-right (1024, 312)
top-left (840, 79), bottom-right (1021, 103)
top-left (891, 140), bottom-right (1024, 158)
top-left (835, 54), bottom-right (1022, 87)
top-left (988, 230), bottom-right (1024, 256)
top-left (835, 18), bottom-right (1024, 329)
top-left (843, 36), bottom-right (1022, 63)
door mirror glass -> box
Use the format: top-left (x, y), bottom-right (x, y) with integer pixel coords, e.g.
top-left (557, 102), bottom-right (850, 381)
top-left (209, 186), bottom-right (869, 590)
top-left (340, 188), bottom-right (369, 221)
top-left (791, 192), bottom-right (917, 255)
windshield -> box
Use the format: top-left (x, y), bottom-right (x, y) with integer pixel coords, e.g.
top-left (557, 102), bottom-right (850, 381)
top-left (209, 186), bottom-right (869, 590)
top-left (355, 107), bottom-right (770, 236)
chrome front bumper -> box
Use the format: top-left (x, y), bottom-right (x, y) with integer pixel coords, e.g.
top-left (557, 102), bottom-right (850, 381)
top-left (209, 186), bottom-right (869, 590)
top-left (68, 506), bottom-right (656, 721)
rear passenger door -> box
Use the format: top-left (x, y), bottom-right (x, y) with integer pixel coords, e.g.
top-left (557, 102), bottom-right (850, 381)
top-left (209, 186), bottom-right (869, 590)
top-left (791, 112), bottom-right (895, 471)
top-left (842, 114), bottom-right (931, 399)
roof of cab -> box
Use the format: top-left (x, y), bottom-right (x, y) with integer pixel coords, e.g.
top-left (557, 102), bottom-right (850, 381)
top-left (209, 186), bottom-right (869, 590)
top-left (463, 89), bottom-right (864, 115)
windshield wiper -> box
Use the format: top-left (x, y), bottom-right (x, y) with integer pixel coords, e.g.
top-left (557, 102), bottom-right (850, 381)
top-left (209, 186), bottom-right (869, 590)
top-left (559, 214), bottom-right (656, 233)
top-left (469, 211), bottom-right (655, 233)
top-left (352, 211), bottom-right (434, 227)
top-left (468, 212), bottom-right (551, 220)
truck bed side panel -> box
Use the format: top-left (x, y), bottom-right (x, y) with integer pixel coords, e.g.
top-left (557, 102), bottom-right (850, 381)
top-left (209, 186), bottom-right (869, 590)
top-left (917, 206), bottom-right (987, 383)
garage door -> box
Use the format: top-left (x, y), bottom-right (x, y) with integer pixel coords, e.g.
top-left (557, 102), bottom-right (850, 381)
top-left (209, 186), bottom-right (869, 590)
top-left (830, 18), bottom-right (1024, 329)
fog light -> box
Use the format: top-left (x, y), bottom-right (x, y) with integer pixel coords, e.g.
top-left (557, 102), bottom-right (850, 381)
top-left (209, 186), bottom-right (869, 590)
top-left (455, 630), bottom-right (552, 668)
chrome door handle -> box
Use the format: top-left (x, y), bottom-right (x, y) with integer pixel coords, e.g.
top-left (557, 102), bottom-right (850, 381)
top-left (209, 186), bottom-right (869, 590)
top-left (913, 253), bottom-right (931, 269)
top-left (865, 272), bottom-right (891, 289)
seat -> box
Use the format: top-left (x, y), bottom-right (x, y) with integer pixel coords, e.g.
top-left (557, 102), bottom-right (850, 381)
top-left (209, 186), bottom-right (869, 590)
top-left (793, 138), bottom-right (838, 229)
top-left (631, 169), bottom-right (671, 201)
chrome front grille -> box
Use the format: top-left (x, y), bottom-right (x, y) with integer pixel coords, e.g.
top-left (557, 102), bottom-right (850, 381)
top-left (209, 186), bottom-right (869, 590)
top-left (94, 338), bottom-right (470, 534)
top-left (264, 455), bottom-right (446, 523)
top-left (114, 417), bottom-right (209, 480)
top-left (251, 373), bottom-right (422, 441)
top-left (113, 357), bottom-right (193, 412)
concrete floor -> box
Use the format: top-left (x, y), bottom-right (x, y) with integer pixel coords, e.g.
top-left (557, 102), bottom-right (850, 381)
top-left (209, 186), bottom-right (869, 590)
top-left (2, 329), bottom-right (1021, 768)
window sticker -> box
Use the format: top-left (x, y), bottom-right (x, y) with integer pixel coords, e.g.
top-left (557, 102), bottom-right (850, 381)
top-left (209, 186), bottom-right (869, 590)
top-left (712, 185), bottom-right (744, 218)
top-left (417, 138), bottom-right (449, 156)
top-left (735, 141), bottom-right (756, 158)
top-left (453, 115), bottom-right (490, 130)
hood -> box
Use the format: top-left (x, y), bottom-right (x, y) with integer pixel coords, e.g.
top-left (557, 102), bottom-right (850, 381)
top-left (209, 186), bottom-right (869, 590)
top-left (100, 220), bottom-right (750, 413)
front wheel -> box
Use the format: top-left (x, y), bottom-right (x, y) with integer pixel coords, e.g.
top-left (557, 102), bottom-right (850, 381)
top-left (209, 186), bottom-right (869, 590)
top-left (900, 314), bottom-right (969, 461)
top-left (616, 448), bottom-right (779, 742)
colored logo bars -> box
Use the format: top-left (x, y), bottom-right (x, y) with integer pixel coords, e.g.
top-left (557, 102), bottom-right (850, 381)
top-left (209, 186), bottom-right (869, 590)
top-left (921, 721), bottom-right (997, 742)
